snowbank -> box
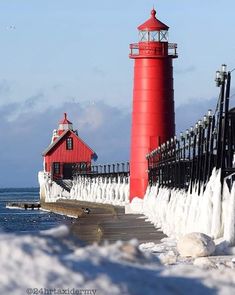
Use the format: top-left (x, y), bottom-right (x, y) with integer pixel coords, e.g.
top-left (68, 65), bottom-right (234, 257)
top-left (142, 169), bottom-right (235, 245)
top-left (1, 227), bottom-right (235, 295)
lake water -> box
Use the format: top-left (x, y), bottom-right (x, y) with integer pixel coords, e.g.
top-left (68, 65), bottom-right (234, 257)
top-left (0, 188), bottom-right (70, 233)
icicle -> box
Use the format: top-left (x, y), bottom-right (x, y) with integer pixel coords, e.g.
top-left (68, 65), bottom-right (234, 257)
top-left (211, 169), bottom-right (222, 239)
top-left (223, 182), bottom-right (235, 245)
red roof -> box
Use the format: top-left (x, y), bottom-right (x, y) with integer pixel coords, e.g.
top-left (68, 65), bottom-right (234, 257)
top-left (138, 9), bottom-right (169, 31)
top-left (59, 113), bottom-right (72, 125)
top-left (42, 129), bottom-right (95, 156)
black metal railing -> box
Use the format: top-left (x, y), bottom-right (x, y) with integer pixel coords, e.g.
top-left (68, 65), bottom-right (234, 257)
top-left (147, 65), bottom-right (235, 193)
top-left (73, 162), bottom-right (130, 180)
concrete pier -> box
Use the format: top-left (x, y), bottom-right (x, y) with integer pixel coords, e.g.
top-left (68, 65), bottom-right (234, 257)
top-left (41, 200), bottom-right (165, 244)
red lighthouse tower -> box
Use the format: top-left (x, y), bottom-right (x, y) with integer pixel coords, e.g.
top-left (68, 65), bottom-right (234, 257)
top-left (129, 8), bottom-right (178, 200)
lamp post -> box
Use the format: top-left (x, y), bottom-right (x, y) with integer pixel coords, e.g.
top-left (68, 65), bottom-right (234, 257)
top-left (203, 110), bottom-right (213, 185)
top-left (215, 64), bottom-right (232, 180)
top-left (189, 124), bottom-right (198, 192)
top-left (197, 120), bottom-right (203, 192)
top-left (215, 64), bottom-right (227, 170)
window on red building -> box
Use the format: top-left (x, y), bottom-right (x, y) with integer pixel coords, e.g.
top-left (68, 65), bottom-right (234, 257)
top-left (66, 137), bottom-right (73, 150)
top-left (53, 162), bottom-right (60, 174)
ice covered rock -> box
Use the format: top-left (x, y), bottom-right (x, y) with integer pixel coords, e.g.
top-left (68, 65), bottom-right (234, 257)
top-left (177, 232), bottom-right (215, 258)
top-left (159, 250), bottom-right (177, 265)
top-left (119, 239), bottom-right (159, 264)
top-left (193, 257), bottom-right (216, 269)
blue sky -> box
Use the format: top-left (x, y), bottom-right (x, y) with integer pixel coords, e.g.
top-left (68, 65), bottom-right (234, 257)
top-left (0, 0), bottom-right (234, 187)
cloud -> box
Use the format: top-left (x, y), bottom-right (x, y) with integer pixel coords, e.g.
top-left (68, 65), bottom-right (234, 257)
top-left (0, 100), bottom-right (130, 187)
top-left (77, 103), bottom-right (105, 130)
top-left (2, 92), bottom-right (45, 122)
top-left (175, 87), bottom-right (235, 135)
top-left (3, 87), bottom-right (234, 187)
top-left (77, 101), bottom-right (131, 163)
top-left (24, 92), bottom-right (45, 109)
top-left (175, 97), bottom-right (216, 134)
top-left (0, 93), bottom-right (220, 187)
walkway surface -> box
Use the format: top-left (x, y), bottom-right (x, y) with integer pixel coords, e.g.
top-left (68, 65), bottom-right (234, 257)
top-left (42, 200), bottom-right (166, 244)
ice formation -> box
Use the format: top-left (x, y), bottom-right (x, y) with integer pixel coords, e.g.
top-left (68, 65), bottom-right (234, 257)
top-left (39, 171), bottom-right (130, 206)
top-left (38, 171), bottom-right (70, 202)
top-left (70, 176), bottom-right (130, 206)
top-left (142, 168), bottom-right (235, 246)
top-left (39, 167), bottom-right (235, 247)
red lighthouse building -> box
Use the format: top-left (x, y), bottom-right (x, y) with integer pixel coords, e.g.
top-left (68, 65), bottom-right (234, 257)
top-left (43, 113), bottom-right (96, 180)
top-left (129, 9), bottom-right (178, 200)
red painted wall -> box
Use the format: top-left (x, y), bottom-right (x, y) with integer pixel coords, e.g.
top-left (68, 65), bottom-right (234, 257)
top-left (129, 16), bottom-right (177, 201)
top-left (45, 131), bottom-right (93, 176)
top-left (130, 56), bottom-right (175, 200)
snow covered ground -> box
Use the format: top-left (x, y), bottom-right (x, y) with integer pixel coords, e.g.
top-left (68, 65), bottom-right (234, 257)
top-left (0, 225), bottom-right (235, 295)
top-left (140, 236), bottom-right (235, 267)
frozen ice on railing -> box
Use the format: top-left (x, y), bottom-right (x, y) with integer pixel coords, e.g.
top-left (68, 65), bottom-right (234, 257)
top-left (69, 175), bottom-right (130, 206)
top-left (38, 171), bottom-right (70, 203)
top-left (142, 168), bottom-right (235, 246)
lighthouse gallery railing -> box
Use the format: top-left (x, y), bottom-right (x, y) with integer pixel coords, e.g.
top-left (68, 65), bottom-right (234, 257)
top-left (129, 42), bottom-right (178, 57)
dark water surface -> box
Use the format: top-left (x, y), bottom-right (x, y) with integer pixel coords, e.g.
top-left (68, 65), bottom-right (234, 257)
top-left (0, 188), bottom-right (69, 233)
